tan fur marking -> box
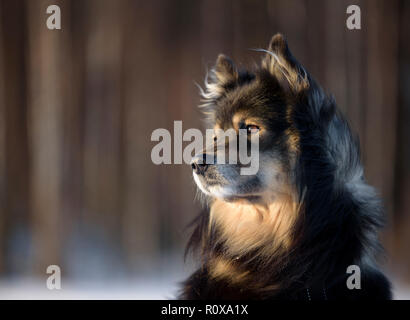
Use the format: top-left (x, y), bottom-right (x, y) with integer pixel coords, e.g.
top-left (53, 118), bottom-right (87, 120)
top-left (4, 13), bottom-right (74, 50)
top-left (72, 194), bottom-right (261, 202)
top-left (285, 128), bottom-right (300, 153)
top-left (232, 113), bottom-right (265, 133)
top-left (210, 184), bottom-right (300, 257)
top-left (285, 107), bottom-right (300, 153)
top-left (232, 113), bottom-right (243, 131)
top-left (208, 257), bottom-right (250, 283)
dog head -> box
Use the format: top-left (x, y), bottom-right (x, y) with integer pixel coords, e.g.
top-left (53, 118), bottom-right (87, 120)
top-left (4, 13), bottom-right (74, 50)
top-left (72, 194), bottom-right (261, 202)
top-left (192, 34), bottom-right (310, 203)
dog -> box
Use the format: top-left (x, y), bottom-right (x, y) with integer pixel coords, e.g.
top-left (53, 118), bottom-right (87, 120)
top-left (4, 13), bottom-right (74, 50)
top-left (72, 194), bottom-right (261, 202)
top-left (180, 34), bottom-right (391, 300)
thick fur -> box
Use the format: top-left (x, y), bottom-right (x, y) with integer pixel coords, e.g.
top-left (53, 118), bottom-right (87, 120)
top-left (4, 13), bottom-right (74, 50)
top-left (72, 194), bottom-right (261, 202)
top-left (180, 34), bottom-right (391, 300)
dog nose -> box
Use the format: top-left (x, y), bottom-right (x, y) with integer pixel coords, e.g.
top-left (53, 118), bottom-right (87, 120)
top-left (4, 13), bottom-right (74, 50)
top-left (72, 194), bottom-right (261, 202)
top-left (191, 154), bottom-right (209, 175)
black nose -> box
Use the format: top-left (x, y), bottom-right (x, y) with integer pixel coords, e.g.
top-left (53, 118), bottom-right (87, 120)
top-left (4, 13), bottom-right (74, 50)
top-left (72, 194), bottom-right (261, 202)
top-left (191, 154), bottom-right (209, 175)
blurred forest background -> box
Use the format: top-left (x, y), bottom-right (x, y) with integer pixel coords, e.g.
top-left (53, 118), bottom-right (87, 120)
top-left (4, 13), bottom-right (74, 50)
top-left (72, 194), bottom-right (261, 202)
top-left (0, 0), bottom-right (409, 298)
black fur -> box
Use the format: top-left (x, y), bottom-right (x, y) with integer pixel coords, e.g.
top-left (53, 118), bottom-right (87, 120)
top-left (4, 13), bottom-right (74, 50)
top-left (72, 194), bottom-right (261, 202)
top-left (180, 34), bottom-right (392, 300)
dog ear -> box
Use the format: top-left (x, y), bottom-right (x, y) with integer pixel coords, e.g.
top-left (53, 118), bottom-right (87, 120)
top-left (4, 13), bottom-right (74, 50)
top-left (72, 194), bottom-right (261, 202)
top-left (261, 34), bottom-right (309, 93)
top-left (200, 54), bottom-right (238, 102)
top-left (214, 54), bottom-right (238, 84)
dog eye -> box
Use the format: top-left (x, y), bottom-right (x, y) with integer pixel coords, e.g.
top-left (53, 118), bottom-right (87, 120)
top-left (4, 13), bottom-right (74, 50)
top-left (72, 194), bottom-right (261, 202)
top-left (246, 125), bottom-right (260, 133)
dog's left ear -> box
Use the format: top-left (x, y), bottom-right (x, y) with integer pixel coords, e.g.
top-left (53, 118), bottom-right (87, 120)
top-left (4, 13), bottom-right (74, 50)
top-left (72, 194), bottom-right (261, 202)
top-left (261, 34), bottom-right (309, 93)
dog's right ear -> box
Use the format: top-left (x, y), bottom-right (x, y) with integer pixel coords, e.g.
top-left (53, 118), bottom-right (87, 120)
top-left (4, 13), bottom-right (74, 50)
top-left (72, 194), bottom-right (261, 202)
top-left (200, 54), bottom-right (238, 101)
top-left (214, 54), bottom-right (238, 85)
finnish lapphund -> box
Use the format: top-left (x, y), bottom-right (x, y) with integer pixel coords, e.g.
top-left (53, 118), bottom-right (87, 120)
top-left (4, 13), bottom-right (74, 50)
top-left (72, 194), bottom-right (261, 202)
top-left (180, 34), bottom-right (391, 300)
